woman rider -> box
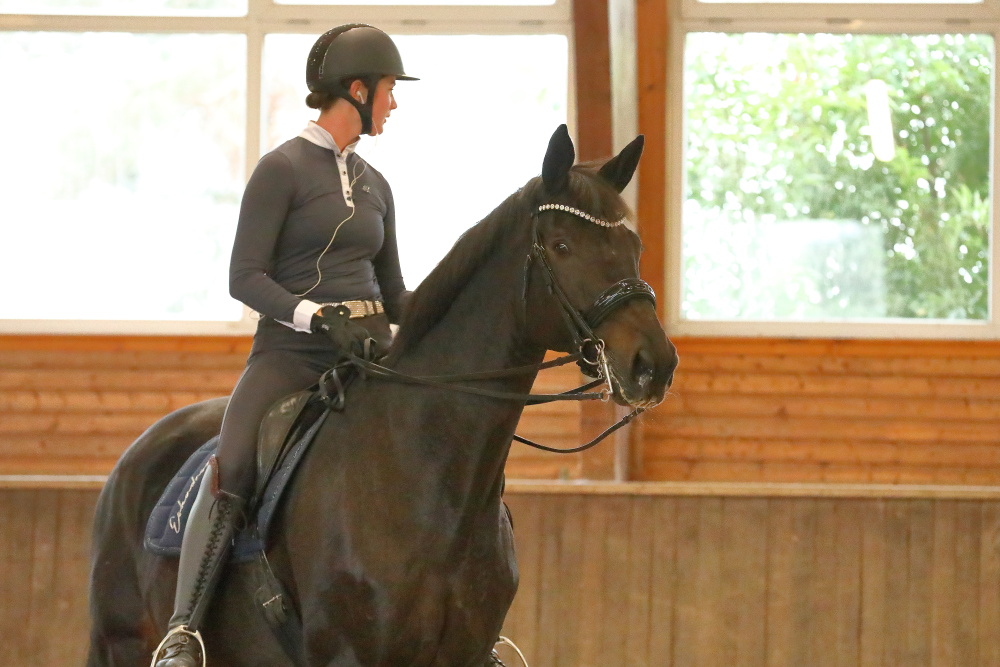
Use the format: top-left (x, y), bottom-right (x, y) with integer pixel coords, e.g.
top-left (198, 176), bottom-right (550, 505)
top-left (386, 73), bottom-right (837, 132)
top-left (152, 24), bottom-right (417, 667)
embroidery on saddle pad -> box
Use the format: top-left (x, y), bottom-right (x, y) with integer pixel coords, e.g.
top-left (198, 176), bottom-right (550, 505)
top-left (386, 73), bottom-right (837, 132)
top-left (143, 405), bottom-right (331, 562)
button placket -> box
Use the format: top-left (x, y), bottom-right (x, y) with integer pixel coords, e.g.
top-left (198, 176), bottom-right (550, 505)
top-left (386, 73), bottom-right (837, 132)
top-left (337, 155), bottom-right (354, 206)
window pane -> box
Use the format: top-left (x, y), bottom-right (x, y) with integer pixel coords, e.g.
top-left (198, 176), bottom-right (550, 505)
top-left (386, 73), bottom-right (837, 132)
top-left (682, 33), bottom-right (992, 321)
top-left (262, 34), bottom-right (569, 286)
top-left (0, 32), bottom-right (246, 321)
top-left (0, 0), bottom-right (246, 15)
top-left (695, 0), bottom-right (980, 4)
top-left (276, 0), bottom-right (553, 6)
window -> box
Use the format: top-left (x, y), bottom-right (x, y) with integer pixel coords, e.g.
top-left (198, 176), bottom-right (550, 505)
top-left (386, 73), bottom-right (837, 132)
top-left (668, 0), bottom-right (999, 338)
top-left (0, 1), bottom-right (570, 334)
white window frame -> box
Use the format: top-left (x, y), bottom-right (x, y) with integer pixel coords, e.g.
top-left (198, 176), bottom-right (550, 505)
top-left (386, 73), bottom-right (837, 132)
top-left (0, 0), bottom-right (574, 335)
top-left (665, 0), bottom-right (1000, 339)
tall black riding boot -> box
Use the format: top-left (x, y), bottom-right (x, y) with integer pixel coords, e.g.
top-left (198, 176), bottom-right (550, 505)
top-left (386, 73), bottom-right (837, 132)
top-left (151, 456), bottom-right (245, 667)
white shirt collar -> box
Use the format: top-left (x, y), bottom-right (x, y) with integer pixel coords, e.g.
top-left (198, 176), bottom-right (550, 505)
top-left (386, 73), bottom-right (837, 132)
top-left (298, 121), bottom-right (358, 156)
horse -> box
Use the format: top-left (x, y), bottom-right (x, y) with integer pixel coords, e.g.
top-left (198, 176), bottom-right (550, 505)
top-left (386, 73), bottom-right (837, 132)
top-left (87, 124), bottom-right (678, 667)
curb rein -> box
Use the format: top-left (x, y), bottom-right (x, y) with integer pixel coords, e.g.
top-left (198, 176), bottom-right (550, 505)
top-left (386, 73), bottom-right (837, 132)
top-left (345, 203), bottom-right (657, 455)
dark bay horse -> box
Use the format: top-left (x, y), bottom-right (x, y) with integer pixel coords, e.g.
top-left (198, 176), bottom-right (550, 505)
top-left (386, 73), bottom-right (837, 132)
top-left (87, 125), bottom-right (677, 666)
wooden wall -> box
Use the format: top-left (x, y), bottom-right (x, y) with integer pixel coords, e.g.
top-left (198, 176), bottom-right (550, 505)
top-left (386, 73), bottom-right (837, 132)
top-left (0, 335), bottom-right (584, 479)
top-left (638, 337), bottom-right (1000, 484)
top-left (503, 486), bottom-right (1000, 666)
top-left (10, 482), bottom-right (1000, 666)
top-left (6, 332), bottom-right (1000, 484)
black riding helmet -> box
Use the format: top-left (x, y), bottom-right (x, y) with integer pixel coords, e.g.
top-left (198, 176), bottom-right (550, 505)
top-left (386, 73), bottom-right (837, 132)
top-left (306, 24), bottom-right (418, 134)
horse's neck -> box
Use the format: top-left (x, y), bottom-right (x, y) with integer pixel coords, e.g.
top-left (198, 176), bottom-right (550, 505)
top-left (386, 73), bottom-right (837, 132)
top-left (398, 247), bottom-right (543, 384)
top-left (384, 245), bottom-right (543, 498)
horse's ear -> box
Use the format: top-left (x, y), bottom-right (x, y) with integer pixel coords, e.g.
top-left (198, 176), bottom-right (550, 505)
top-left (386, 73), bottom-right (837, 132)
top-left (598, 135), bottom-right (645, 193)
top-left (542, 124), bottom-right (575, 194)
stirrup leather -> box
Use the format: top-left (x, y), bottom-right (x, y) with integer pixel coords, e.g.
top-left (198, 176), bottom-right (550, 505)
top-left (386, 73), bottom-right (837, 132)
top-left (150, 625), bottom-right (206, 667)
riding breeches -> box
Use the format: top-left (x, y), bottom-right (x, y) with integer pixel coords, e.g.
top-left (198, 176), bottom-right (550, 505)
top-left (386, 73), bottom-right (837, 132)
top-left (215, 314), bottom-right (392, 497)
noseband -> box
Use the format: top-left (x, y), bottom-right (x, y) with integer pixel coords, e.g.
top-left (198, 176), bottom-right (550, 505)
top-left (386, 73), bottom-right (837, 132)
top-left (529, 204), bottom-right (656, 380)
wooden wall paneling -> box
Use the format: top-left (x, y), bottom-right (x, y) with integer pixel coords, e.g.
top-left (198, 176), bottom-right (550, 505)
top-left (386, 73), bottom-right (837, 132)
top-left (764, 498), bottom-right (793, 666)
top-left (719, 497), bottom-right (768, 666)
top-left (0, 491), bottom-right (33, 664)
top-left (809, 499), bottom-right (839, 667)
top-left (53, 490), bottom-right (95, 666)
top-left (624, 496), bottom-right (655, 666)
top-left (553, 495), bottom-right (586, 665)
top-left (907, 500), bottom-right (935, 663)
top-left (791, 499), bottom-right (821, 667)
top-left (642, 338), bottom-right (1000, 484)
top-left (979, 501), bottom-right (1000, 664)
top-left (597, 496), bottom-right (631, 663)
top-left (0, 336), bottom-right (247, 476)
top-left (931, 500), bottom-right (958, 664)
top-left (27, 490), bottom-right (60, 664)
top-left (531, 494), bottom-right (563, 665)
top-left (882, 501), bottom-right (911, 665)
top-left (858, 499), bottom-right (889, 664)
top-left (575, 493), bottom-right (610, 665)
top-left (670, 496), bottom-right (702, 665)
top-left (9, 487), bottom-right (1000, 665)
top-left (695, 497), bottom-right (724, 665)
top-left (646, 496), bottom-right (677, 663)
top-left (0, 335), bottom-right (577, 478)
top-left (832, 500), bottom-right (863, 666)
top-left (954, 501), bottom-right (982, 665)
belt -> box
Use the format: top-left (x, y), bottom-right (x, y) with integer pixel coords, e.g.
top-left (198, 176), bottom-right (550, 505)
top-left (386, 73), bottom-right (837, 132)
top-left (319, 299), bottom-right (384, 319)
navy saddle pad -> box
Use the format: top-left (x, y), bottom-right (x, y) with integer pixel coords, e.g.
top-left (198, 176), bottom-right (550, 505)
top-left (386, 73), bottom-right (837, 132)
top-left (144, 411), bottom-right (328, 562)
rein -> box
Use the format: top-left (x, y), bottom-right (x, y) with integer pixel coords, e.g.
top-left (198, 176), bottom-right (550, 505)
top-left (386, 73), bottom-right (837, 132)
top-left (345, 202), bottom-right (657, 455)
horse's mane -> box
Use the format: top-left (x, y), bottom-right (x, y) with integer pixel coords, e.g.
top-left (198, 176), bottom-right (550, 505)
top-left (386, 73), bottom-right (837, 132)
top-left (387, 161), bottom-right (632, 360)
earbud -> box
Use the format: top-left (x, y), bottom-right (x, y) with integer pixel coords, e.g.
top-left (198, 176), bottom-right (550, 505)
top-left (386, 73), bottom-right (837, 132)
top-left (357, 93), bottom-right (366, 104)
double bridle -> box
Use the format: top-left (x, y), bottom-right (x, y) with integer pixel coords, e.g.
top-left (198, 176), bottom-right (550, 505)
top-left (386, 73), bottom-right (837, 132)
top-left (529, 204), bottom-right (656, 382)
top-left (347, 201), bottom-right (657, 454)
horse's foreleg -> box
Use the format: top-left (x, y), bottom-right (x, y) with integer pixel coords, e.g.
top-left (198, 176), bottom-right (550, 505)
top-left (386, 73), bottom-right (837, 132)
top-left (86, 635), bottom-right (149, 667)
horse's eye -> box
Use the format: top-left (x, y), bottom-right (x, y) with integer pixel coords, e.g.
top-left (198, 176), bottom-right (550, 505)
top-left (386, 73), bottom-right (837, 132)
top-left (554, 242), bottom-right (570, 255)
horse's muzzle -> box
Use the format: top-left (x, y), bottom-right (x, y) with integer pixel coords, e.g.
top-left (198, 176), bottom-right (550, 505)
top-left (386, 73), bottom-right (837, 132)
top-left (603, 309), bottom-right (677, 409)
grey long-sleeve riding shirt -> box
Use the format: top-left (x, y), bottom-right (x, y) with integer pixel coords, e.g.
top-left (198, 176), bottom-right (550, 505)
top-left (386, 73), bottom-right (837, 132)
top-left (229, 122), bottom-right (407, 332)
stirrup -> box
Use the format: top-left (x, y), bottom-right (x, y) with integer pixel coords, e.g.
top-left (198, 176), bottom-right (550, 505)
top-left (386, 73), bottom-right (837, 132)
top-left (150, 625), bottom-right (207, 667)
top-left (492, 635), bottom-right (530, 667)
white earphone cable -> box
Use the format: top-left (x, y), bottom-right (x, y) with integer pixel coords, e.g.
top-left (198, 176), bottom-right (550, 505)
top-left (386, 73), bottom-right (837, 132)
top-left (294, 156), bottom-right (369, 298)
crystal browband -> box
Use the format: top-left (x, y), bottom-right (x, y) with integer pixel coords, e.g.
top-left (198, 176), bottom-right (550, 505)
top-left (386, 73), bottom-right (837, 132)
top-left (537, 203), bottom-right (625, 228)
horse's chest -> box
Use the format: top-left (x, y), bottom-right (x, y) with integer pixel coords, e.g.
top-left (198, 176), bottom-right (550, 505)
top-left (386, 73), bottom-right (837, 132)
top-left (387, 545), bottom-right (519, 664)
top-left (292, 506), bottom-right (518, 665)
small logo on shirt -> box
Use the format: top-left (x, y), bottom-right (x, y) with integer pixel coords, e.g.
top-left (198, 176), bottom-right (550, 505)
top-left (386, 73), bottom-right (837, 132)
top-left (361, 185), bottom-right (371, 193)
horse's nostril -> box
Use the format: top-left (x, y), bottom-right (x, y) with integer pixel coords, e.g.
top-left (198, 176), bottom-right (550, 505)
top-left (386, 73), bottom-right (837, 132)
top-left (632, 348), bottom-right (655, 390)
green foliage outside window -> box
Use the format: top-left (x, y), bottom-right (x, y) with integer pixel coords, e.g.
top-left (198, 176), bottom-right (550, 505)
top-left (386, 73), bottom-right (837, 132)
top-left (684, 33), bottom-right (992, 320)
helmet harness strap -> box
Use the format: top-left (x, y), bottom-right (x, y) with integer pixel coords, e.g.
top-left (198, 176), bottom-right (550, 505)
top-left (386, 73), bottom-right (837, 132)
top-left (340, 74), bottom-right (379, 135)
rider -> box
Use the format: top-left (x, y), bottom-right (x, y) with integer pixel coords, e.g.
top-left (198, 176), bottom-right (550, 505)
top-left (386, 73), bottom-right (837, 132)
top-left (152, 24), bottom-right (417, 667)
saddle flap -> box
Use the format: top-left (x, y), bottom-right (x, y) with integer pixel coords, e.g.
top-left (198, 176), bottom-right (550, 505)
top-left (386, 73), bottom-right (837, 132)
top-left (256, 390), bottom-right (314, 499)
